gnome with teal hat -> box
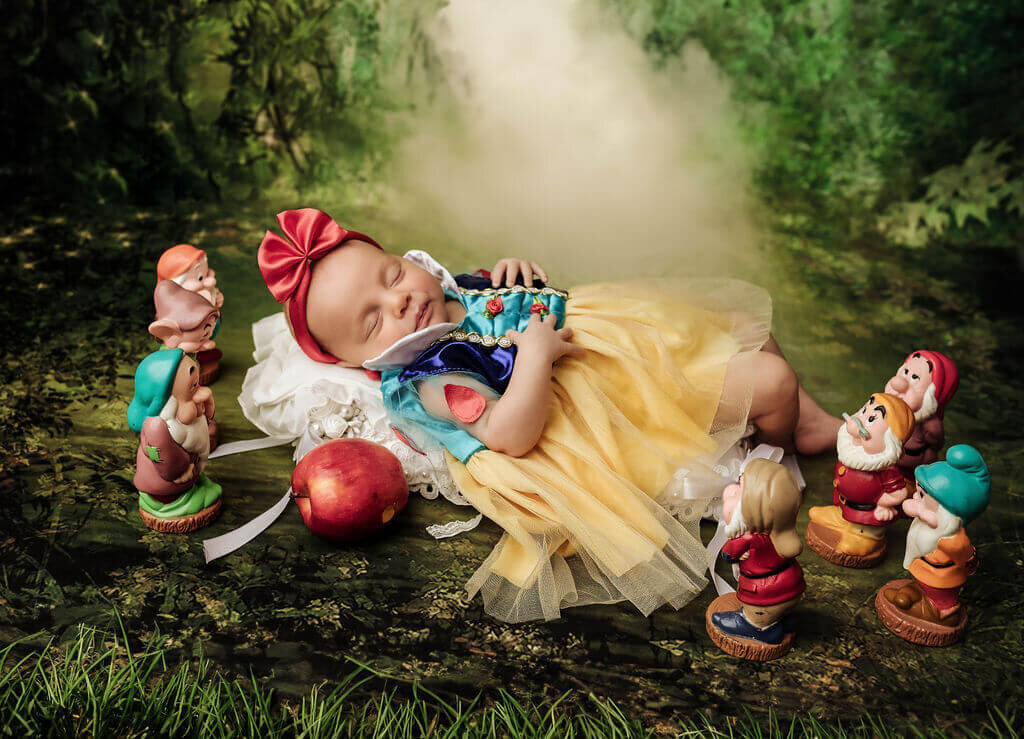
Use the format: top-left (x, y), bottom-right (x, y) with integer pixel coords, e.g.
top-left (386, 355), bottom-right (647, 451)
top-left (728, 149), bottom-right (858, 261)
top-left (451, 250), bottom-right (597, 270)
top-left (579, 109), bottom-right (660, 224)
top-left (875, 445), bottom-right (991, 645)
top-left (127, 349), bottom-right (222, 532)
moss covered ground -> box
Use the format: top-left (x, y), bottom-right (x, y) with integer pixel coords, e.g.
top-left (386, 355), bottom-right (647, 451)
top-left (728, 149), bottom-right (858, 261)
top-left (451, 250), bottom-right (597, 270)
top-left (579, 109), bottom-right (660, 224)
top-left (1, 200), bottom-right (1022, 735)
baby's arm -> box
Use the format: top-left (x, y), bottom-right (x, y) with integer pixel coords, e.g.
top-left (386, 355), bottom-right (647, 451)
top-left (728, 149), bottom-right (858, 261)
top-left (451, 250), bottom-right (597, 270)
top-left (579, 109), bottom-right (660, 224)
top-left (418, 312), bottom-right (582, 456)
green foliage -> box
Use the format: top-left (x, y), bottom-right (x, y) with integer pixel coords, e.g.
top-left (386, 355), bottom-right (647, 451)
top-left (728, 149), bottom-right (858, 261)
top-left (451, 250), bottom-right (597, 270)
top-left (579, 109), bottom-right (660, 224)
top-left (878, 140), bottom-right (1024, 248)
top-left (604, 0), bottom-right (1024, 233)
top-left (0, 0), bottom-right (385, 204)
top-left (215, 0), bottom-right (386, 201)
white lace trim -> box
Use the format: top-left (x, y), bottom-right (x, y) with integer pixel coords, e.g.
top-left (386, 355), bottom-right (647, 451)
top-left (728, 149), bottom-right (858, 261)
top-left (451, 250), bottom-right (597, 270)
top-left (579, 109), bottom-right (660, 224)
top-left (426, 514), bottom-right (484, 539)
top-left (239, 312), bottom-right (469, 511)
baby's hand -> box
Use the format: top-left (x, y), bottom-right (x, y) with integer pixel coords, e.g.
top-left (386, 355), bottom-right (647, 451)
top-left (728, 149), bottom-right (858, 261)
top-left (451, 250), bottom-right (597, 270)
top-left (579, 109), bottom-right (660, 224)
top-left (491, 258), bottom-right (548, 288)
top-left (506, 312), bottom-right (584, 364)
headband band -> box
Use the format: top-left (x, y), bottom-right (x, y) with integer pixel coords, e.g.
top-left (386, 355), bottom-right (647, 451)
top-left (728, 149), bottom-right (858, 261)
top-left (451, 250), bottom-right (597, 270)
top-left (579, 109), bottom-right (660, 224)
top-left (257, 208), bottom-right (379, 363)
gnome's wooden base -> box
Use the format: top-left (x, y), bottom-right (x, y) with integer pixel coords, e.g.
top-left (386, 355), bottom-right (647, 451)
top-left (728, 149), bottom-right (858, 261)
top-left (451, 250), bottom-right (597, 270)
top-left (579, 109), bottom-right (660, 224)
top-left (198, 358), bottom-right (221, 386)
top-left (140, 499), bottom-right (222, 533)
top-left (805, 520), bottom-right (886, 569)
top-left (197, 348), bottom-right (222, 386)
top-left (875, 579), bottom-right (967, 647)
top-left (705, 593), bottom-right (795, 661)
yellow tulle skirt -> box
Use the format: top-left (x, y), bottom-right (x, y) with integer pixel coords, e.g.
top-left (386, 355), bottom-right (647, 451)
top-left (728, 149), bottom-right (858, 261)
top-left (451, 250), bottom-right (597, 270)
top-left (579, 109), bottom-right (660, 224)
top-left (444, 279), bottom-right (772, 622)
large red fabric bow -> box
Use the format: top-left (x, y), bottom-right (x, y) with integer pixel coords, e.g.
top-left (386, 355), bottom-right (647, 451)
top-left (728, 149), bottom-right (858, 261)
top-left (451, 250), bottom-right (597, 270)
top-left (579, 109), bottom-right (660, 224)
top-left (257, 208), bottom-right (379, 363)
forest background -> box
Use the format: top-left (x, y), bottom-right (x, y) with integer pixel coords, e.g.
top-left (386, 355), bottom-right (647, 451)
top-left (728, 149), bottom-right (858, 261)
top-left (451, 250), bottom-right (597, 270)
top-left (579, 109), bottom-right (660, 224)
top-left (1, 0), bottom-right (1023, 735)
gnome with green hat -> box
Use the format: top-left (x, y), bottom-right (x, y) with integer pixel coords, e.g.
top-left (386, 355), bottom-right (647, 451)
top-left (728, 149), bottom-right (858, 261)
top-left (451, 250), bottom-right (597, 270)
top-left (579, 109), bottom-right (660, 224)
top-left (876, 445), bottom-right (990, 645)
top-left (127, 349), bottom-right (222, 532)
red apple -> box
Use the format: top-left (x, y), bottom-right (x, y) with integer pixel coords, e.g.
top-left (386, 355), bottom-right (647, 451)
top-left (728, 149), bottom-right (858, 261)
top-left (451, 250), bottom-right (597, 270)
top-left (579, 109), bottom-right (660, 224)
top-left (291, 439), bottom-right (409, 543)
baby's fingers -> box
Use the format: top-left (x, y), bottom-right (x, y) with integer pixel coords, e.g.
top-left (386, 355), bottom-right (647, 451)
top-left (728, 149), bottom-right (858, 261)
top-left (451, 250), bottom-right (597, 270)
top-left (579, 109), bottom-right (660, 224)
top-left (556, 326), bottom-right (574, 341)
top-left (505, 260), bottom-right (525, 287)
top-left (491, 262), bottom-right (507, 288)
top-left (529, 261), bottom-right (548, 284)
top-left (561, 341), bottom-right (586, 359)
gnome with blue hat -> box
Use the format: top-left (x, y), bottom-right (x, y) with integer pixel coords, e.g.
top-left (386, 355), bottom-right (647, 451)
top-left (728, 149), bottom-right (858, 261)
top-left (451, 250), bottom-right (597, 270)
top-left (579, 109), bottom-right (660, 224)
top-left (127, 349), bottom-right (222, 532)
top-left (876, 445), bottom-right (990, 645)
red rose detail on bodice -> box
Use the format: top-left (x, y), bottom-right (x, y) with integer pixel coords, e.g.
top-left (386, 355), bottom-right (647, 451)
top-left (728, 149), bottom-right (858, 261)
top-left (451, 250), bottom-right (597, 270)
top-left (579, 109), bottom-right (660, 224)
top-left (484, 297), bottom-right (503, 318)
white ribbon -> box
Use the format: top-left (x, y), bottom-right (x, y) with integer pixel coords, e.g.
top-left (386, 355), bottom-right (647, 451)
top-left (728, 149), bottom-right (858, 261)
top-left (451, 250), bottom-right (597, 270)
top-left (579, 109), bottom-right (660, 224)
top-left (209, 435), bottom-right (294, 459)
top-left (202, 489), bottom-right (293, 563)
top-left (202, 435), bottom-right (296, 562)
top-left (705, 443), bottom-right (806, 595)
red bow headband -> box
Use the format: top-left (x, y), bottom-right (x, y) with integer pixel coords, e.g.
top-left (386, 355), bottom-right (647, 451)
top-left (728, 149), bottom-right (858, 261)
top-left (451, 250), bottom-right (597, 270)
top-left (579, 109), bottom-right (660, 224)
top-left (257, 208), bottom-right (379, 363)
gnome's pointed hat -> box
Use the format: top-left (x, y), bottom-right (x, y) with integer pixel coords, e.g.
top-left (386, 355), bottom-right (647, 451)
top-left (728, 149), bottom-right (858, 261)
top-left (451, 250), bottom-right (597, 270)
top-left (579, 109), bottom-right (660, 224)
top-left (915, 444), bottom-right (991, 524)
top-left (869, 392), bottom-right (916, 444)
top-left (904, 350), bottom-right (959, 417)
top-left (127, 349), bottom-right (184, 432)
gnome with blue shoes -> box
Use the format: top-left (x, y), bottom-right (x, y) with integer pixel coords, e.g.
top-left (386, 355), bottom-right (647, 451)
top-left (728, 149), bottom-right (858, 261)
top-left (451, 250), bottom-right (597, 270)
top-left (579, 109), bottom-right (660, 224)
top-left (875, 445), bottom-right (990, 646)
top-left (127, 349), bottom-right (223, 533)
top-left (706, 459), bottom-right (806, 661)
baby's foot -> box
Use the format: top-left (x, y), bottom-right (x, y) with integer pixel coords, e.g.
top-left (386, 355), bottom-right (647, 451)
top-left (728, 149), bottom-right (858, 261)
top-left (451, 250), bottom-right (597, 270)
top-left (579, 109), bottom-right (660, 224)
top-left (793, 398), bottom-right (841, 456)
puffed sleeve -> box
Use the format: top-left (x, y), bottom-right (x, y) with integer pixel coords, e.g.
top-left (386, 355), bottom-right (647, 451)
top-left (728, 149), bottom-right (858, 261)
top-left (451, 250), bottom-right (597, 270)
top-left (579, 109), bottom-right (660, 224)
top-left (880, 466), bottom-right (907, 494)
top-left (721, 533), bottom-right (753, 562)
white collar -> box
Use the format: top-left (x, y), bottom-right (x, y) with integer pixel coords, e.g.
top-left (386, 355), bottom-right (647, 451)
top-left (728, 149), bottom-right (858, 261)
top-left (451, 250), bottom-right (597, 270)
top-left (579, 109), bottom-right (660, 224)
top-left (361, 249), bottom-right (461, 371)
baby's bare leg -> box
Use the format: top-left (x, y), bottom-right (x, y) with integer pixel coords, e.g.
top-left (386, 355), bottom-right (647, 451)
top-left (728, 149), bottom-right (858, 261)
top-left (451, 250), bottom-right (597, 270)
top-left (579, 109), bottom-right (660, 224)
top-left (744, 351), bottom-right (800, 451)
top-left (761, 336), bottom-right (841, 455)
top-left (715, 335), bottom-right (840, 454)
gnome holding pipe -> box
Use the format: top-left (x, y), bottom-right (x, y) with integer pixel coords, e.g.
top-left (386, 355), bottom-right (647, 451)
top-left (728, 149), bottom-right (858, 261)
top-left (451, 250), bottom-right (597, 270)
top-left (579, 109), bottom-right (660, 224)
top-left (127, 349), bottom-right (222, 533)
top-left (875, 445), bottom-right (990, 646)
top-left (884, 350), bottom-right (959, 480)
top-left (806, 393), bottom-right (915, 568)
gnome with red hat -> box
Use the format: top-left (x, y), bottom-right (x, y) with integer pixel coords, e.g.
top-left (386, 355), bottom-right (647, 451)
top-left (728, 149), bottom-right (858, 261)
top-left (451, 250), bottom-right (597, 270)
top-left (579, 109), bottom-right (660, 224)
top-left (884, 350), bottom-right (959, 479)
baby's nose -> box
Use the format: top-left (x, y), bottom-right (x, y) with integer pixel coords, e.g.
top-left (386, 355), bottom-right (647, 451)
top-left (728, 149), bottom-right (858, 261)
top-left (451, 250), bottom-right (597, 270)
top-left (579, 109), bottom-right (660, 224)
top-left (390, 291), bottom-right (411, 316)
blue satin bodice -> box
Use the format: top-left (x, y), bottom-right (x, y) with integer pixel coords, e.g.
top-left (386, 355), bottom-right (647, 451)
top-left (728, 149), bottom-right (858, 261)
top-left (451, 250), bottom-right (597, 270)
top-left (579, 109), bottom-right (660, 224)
top-left (380, 276), bottom-right (568, 462)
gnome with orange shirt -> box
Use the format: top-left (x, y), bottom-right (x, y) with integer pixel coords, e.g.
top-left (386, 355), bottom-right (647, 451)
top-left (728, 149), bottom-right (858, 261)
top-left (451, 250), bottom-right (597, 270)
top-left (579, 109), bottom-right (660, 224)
top-left (875, 445), bottom-right (990, 645)
top-left (157, 244), bottom-right (224, 384)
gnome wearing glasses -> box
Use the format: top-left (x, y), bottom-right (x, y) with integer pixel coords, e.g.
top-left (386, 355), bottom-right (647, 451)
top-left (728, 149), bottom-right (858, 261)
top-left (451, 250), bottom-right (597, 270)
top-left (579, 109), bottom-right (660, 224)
top-left (806, 393), bottom-right (915, 568)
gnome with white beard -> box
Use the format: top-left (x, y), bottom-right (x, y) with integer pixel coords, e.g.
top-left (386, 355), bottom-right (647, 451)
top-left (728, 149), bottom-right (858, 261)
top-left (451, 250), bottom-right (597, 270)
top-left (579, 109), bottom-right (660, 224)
top-left (127, 349), bottom-right (223, 532)
top-left (806, 393), bottom-right (915, 568)
top-left (875, 445), bottom-right (990, 645)
top-left (884, 350), bottom-right (959, 480)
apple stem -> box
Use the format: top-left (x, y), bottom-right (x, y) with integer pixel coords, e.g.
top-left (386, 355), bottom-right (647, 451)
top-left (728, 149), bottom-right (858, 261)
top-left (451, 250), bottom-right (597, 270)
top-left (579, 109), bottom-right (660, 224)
top-left (290, 489), bottom-right (309, 499)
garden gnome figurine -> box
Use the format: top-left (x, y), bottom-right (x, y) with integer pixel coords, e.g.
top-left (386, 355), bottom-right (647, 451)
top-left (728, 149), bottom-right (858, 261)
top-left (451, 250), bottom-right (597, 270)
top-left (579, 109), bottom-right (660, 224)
top-left (127, 349), bottom-right (222, 532)
top-left (875, 445), bottom-right (990, 646)
top-left (158, 243), bottom-right (224, 309)
top-left (149, 279), bottom-right (222, 385)
top-left (884, 350), bottom-right (959, 480)
top-left (806, 393), bottom-right (915, 568)
top-left (706, 458), bottom-right (806, 661)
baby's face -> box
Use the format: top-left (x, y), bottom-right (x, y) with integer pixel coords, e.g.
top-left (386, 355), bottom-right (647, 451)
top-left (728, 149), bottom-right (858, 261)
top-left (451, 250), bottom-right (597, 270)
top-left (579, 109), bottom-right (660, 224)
top-left (305, 241), bottom-right (450, 366)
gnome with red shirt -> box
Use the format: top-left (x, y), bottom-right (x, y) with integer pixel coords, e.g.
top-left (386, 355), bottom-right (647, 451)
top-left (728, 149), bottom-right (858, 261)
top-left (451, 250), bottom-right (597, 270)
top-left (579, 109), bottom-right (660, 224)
top-left (883, 350), bottom-right (958, 480)
top-left (706, 458), bottom-right (805, 659)
top-left (806, 393), bottom-right (916, 568)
